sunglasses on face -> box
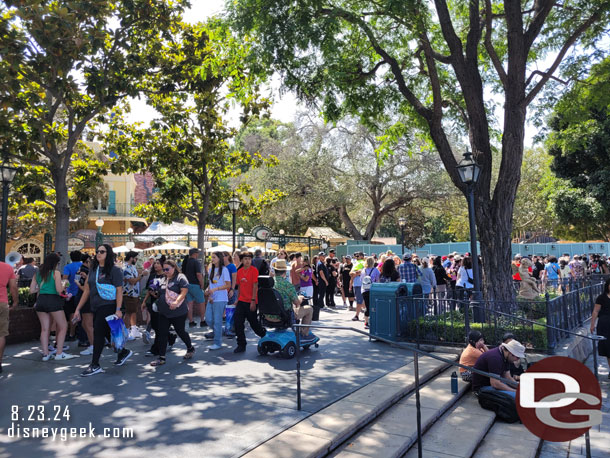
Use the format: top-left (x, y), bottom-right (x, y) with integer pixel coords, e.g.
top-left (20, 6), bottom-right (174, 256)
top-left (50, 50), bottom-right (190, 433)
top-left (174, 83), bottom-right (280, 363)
top-left (97, 250), bottom-right (106, 254)
top-left (163, 268), bottom-right (172, 272)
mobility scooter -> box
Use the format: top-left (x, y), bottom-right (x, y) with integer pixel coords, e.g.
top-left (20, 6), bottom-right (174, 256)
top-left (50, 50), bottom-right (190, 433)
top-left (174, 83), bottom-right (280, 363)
top-left (256, 276), bottom-right (319, 358)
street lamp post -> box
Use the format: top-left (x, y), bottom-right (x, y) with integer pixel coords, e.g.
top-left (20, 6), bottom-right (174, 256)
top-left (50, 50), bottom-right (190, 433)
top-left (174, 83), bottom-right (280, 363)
top-left (228, 194), bottom-right (241, 253)
top-left (237, 227), bottom-right (244, 250)
top-left (279, 229), bottom-right (286, 249)
top-left (456, 151), bottom-right (483, 324)
top-left (95, 218), bottom-right (105, 249)
top-left (398, 217), bottom-right (407, 255)
top-left (0, 161), bottom-right (17, 261)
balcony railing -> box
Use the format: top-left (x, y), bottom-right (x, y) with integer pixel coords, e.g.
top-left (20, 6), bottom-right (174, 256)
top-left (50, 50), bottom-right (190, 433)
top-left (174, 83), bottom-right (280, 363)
top-left (90, 203), bottom-right (139, 217)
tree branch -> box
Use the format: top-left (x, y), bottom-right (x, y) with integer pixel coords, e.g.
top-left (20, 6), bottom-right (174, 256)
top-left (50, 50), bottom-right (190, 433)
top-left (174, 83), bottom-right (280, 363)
top-left (318, 7), bottom-right (433, 121)
top-left (523, 0), bottom-right (556, 51)
top-left (484, 0), bottom-right (508, 87)
top-left (524, 8), bottom-right (604, 105)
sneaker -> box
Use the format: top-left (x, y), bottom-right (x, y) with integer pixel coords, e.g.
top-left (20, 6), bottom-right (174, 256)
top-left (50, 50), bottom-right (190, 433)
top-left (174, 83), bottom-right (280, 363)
top-left (80, 346), bottom-right (93, 356)
top-left (48, 344), bottom-right (55, 352)
top-left (348, 306), bottom-right (355, 311)
top-left (114, 349), bottom-right (133, 366)
top-left (200, 320), bottom-right (208, 328)
top-left (130, 327), bottom-right (142, 338)
top-left (55, 352), bottom-right (78, 360)
top-left (145, 350), bottom-right (157, 357)
top-left (80, 364), bottom-right (104, 377)
top-left (209, 344), bottom-right (222, 350)
top-left (351, 316), bottom-right (360, 321)
top-left (189, 321), bottom-right (196, 328)
top-left (204, 332), bottom-right (214, 340)
top-left (364, 323), bottom-right (370, 329)
top-left (42, 354), bottom-right (55, 362)
top-left (142, 331), bottom-right (151, 345)
top-left (233, 345), bottom-right (246, 353)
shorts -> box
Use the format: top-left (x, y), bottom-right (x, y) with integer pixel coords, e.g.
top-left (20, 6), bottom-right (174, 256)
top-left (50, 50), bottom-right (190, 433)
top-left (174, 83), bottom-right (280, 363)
top-left (354, 286), bottom-right (363, 304)
top-left (0, 303), bottom-right (8, 338)
top-left (342, 284), bottom-right (354, 298)
top-left (35, 294), bottom-right (64, 313)
top-left (299, 286), bottom-right (314, 298)
top-left (186, 284), bottom-right (204, 304)
top-left (123, 296), bottom-right (140, 314)
top-left (64, 296), bottom-right (77, 315)
top-left (80, 300), bottom-right (92, 314)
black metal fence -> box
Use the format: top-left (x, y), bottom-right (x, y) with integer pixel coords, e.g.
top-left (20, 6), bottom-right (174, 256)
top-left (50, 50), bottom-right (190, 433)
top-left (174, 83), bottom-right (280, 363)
top-left (399, 279), bottom-right (604, 353)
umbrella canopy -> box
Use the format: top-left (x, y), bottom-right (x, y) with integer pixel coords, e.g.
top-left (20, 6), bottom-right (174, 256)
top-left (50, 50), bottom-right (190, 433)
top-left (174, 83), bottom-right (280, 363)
top-left (207, 244), bottom-right (235, 253)
top-left (143, 243), bottom-right (191, 254)
top-left (113, 245), bottom-right (143, 253)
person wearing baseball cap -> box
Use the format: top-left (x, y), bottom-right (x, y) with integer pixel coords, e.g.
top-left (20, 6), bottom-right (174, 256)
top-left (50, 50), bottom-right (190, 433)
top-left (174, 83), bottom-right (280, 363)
top-left (471, 338), bottom-right (525, 399)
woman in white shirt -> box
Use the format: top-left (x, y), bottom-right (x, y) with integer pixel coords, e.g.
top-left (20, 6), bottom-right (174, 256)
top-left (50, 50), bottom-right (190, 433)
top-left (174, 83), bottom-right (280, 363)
top-left (455, 256), bottom-right (474, 300)
top-left (204, 252), bottom-right (232, 350)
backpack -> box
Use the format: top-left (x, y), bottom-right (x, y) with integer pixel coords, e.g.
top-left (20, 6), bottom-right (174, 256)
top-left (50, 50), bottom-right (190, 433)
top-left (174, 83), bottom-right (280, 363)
top-left (361, 268), bottom-right (374, 292)
top-left (477, 389), bottom-right (520, 423)
top-left (258, 259), bottom-right (270, 276)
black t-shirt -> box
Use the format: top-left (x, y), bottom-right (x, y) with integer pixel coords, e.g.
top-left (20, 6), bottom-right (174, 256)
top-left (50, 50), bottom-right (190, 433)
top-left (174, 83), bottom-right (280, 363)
top-left (183, 257), bottom-right (201, 285)
top-left (157, 273), bottom-right (189, 317)
top-left (316, 262), bottom-right (329, 282)
top-left (472, 346), bottom-right (510, 391)
top-left (341, 263), bottom-right (353, 285)
top-left (87, 265), bottom-right (123, 311)
top-left (595, 293), bottom-right (610, 317)
top-left (327, 264), bottom-right (337, 282)
top-left (433, 265), bottom-right (449, 285)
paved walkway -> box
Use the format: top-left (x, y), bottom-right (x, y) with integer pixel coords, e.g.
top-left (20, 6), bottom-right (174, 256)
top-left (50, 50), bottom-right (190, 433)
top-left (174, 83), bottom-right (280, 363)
top-left (539, 354), bottom-right (610, 458)
top-left (0, 305), bottom-right (414, 458)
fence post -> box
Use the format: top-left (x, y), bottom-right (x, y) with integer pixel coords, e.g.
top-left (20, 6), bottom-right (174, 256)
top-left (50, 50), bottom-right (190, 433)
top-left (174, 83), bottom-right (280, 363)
top-left (545, 292), bottom-right (555, 353)
top-left (464, 299), bottom-right (470, 343)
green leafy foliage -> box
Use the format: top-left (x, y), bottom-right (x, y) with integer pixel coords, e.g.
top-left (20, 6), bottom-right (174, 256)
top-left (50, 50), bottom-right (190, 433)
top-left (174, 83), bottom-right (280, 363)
top-left (0, 0), bottom-right (188, 255)
top-left (105, 19), bottom-right (281, 248)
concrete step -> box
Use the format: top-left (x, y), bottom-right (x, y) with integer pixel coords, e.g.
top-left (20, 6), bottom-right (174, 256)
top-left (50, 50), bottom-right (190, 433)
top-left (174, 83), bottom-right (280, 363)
top-left (243, 353), bottom-right (457, 458)
top-left (331, 366), bottom-right (470, 458)
top-left (472, 421), bottom-right (540, 458)
top-left (403, 395), bottom-right (496, 458)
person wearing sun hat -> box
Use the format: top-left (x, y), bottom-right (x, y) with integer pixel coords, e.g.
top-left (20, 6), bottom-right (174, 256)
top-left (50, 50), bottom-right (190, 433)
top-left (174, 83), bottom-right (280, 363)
top-left (272, 260), bottom-right (316, 340)
top-left (471, 338), bottom-right (525, 399)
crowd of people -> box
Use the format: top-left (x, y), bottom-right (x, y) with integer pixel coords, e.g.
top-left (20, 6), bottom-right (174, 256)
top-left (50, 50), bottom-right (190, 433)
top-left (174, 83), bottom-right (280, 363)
top-left (0, 245), bottom-right (608, 381)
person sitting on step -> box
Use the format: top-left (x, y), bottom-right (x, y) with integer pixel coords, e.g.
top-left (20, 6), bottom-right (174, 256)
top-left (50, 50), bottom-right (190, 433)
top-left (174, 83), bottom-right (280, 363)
top-left (458, 330), bottom-right (489, 382)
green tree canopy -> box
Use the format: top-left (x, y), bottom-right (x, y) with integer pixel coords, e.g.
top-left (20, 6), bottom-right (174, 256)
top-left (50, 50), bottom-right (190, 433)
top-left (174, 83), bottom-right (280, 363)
top-left (0, 0), bottom-right (187, 258)
top-left (547, 57), bottom-right (610, 215)
top-left (230, 0), bottom-right (610, 299)
top-left (105, 19), bottom-right (281, 250)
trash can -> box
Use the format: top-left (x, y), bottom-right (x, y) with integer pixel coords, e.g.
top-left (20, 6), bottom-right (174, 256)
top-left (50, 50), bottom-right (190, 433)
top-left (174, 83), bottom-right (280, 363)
top-left (369, 282), bottom-right (422, 342)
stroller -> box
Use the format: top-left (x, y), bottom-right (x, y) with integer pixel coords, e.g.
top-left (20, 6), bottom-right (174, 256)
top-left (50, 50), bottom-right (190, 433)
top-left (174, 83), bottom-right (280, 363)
top-left (256, 276), bottom-right (319, 359)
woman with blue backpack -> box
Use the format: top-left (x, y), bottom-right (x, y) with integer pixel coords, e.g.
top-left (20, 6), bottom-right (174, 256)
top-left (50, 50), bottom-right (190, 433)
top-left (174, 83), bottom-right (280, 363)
top-left (74, 244), bottom-right (128, 377)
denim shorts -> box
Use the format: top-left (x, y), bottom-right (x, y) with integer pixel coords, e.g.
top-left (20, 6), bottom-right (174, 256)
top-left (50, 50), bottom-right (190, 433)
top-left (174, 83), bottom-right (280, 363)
top-left (354, 286), bottom-right (363, 304)
top-left (186, 284), bottom-right (204, 304)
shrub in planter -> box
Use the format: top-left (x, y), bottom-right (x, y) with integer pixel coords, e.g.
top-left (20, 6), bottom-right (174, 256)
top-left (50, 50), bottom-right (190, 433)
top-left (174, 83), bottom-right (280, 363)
top-left (409, 311), bottom-right (547, 350)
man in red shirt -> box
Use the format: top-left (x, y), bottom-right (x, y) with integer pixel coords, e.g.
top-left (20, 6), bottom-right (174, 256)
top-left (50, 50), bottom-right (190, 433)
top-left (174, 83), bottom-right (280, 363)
top-left (0, 261), bottom-right (19, 373)
top-left (234, 252), bottom-right (266, 353)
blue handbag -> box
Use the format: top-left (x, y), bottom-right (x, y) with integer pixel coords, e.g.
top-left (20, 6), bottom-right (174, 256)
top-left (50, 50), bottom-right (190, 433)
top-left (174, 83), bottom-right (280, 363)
top-left (96, 267), bottom-right (117, 301)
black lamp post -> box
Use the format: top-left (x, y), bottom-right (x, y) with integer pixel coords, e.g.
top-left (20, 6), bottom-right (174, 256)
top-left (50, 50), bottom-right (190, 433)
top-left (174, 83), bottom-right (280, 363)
top-left (228, 194), bottom-right (241, 252)
top-left (398, 217), bottom-right (407, 255)
top-left (279, 229), bottom-right (286, 249)
top-left (0, 161), bottom-right (17, 261)
top-left (456, 151), bottom-right (483, 323)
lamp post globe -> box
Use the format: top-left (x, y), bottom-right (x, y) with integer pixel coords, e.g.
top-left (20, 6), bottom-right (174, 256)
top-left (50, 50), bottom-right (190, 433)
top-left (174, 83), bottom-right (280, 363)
top-left (398, 217), bottom-right (407, 255)
top-left (228, 194), bottom-right (241, 252)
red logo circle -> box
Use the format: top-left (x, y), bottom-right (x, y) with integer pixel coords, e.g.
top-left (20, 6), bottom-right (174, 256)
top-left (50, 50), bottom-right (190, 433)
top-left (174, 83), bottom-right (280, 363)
top-left (517, 356), bottom-right (602, 442)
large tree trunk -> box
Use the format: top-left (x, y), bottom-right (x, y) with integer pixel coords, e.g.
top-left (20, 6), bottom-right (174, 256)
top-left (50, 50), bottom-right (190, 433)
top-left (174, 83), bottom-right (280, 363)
top-left (52, 166), bottom-right (70, 268)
